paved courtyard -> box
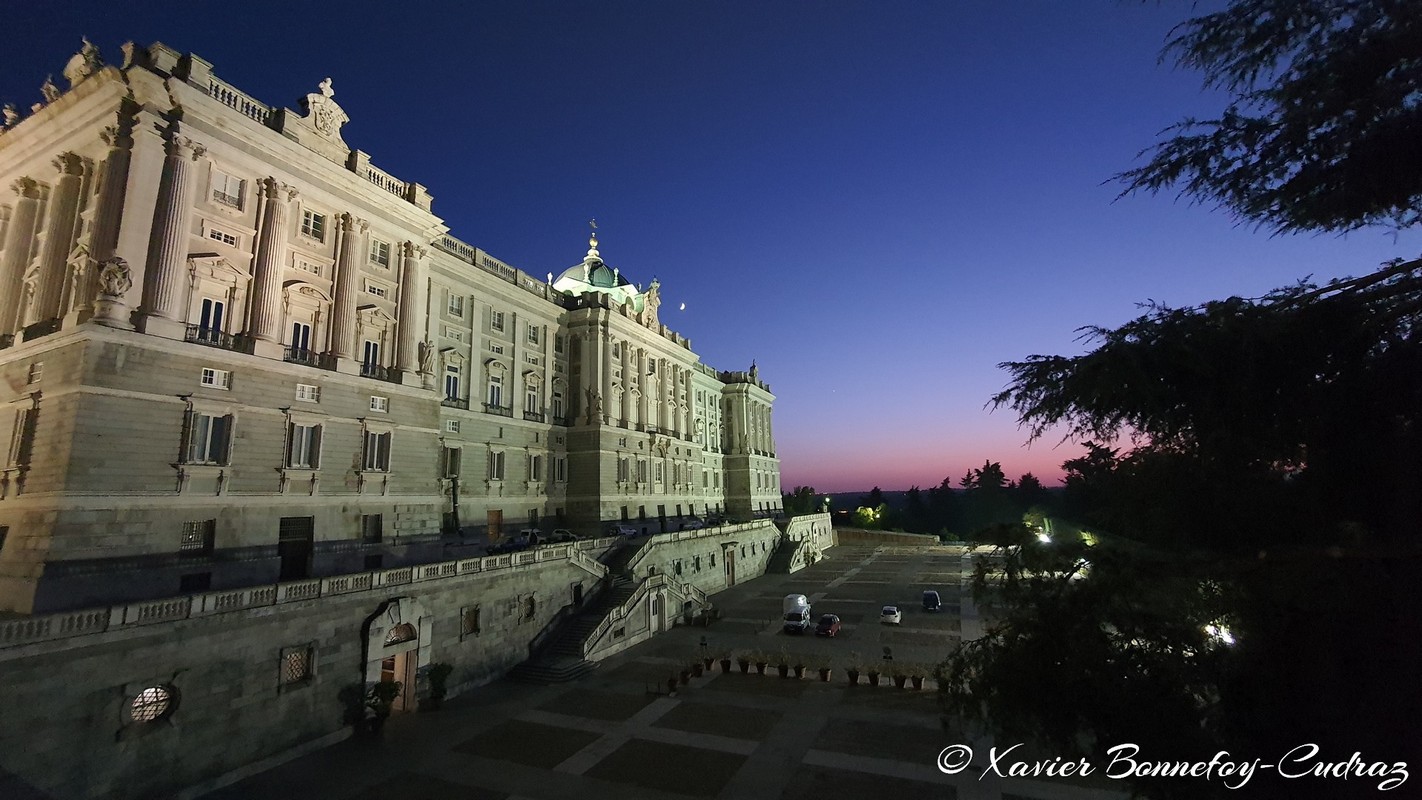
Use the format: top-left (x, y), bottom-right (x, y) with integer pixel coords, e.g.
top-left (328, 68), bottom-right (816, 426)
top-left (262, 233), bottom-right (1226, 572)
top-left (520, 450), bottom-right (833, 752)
top-left (206, 546), bottom-right (1122, 800)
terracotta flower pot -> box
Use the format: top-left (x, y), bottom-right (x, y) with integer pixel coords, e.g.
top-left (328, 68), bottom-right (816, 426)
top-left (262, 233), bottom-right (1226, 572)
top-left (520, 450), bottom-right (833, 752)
top-left (847, 670), bottom-right (860, 685)
top-left (738, 660), bottom-right (750, 674)
top-left (819, 668), bottom-right (832, 682)
top-left (867, 672), bottom-right (881, 687)
top-left (893, 675), bottom-right (908, 689)
top-left (755, 662), bottom-right (767, 675)
top-left (793, 665), bottom-right (805, 679)
top-left (911, 675), bottom-right (924, 690)
top-left (776, 664), bottom-right (790, 678)
top-left (720, 659), bottom-right (732, 673)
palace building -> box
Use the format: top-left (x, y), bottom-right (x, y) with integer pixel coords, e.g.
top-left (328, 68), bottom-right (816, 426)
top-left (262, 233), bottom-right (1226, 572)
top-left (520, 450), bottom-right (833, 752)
top-left (0, 39), bottom-right (783, 615)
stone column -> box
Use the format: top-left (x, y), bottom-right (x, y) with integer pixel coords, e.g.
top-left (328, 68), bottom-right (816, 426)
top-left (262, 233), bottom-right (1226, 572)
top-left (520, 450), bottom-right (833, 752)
top-left (395, 241), bottom-right (425, 381)
top-left (684, 368), bottom-right (694, 439)
top-left (248, 178), bottom-right (295, 354)
top-left (620, 340), bottom-right (631, 423)
top-left (601, 328), bottom-right (613, 425)
top-left (661, 360), bottom-right (673, 431)
top-left (0, 178), bottom-right (43, 343)
top-left (26, 153), bottom-right (85, 328)
top-left (138, 134), bottom-right (203, 337)
top-left (68, 126), bottom-right (131, 325)
top-left (329, 213), bottom-right (363, 362)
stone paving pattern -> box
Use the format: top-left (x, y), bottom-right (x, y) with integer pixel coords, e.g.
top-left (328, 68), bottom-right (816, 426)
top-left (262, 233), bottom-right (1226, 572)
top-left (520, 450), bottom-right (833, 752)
top-left (206, 546), bottom-right (1124, 800)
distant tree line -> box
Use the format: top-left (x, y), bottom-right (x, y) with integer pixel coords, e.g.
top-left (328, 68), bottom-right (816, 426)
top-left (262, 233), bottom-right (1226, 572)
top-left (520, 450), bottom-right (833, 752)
top-left (781, 460), bottom-right (1056, 539)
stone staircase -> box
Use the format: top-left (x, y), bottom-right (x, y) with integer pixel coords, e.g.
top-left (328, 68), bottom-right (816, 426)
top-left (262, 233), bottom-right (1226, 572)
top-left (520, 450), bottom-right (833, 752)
top-left (507, 567), bottom-right (636, 684)
top-left (767, 537), bottom-right (800, 573)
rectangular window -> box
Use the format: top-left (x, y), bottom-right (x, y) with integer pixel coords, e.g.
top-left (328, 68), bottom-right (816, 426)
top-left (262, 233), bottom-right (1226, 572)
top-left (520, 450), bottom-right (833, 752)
top-left (290, 321), bottom-right (312, 352)
top-left (6, 408), bottom-right (35, 468)
top-left (448, 294), bottom-right (465, 317)
top-left (442, 326), bottom-right (464, 343)
top-left (551, 391), bottom-right (564, 419)
top-left (179, 519), bottom-right (216, 553)
top-left (368, 239), bottom-right (390, 267)
top-left (525, 353), bottom-right (540, 366)
top-left (656, 462), bottom-right (665, 484)
top-left (185, 412), bottom-right (233, 465)
top-left (617, 457), bottom-right (630, 482)
top-left (526, 324), bottom-right (540, 345)
top-left (441, 447), bottom-right (462, 478)
top-left (488, 450), bottom-right (505, 481)
top-left (636, 460), bottom-right (648, 483)
top-left (361, 514), bottom-right (382, 543)
top-left (300, 209), bottom-right (326, 241)
top-left (525, 386), bottom-right (538, 414)
top-left (208, 227), bottom-right (238, 247)
top-left (295, 383), bottom-right (320, 403)
top-left (199, 298), bottom-right (226, 334)
top-left (280, 645), bottom-right (313, 687)
top-left (200, 367), bottom-right (231, 390)
top-left (286, 423), bottom-right (321, 469)
top-left (461, 606), bottom-right (481, 638)
top-left (369, 396), bottom-right (389, 413)
top-left (489, 343), bottom-right (504, 355)
top-left (444, 365), bottom-right (461, 401)
top-left (487, 375), bottom-right (504, 408)
top-left (491, 310), bottom-right (505, 332)
top-left (528, 454), bottom-right (542, 482)
top-left (555, 457), bottom-right (567, 483)
top-left (362, 340), bottom-right (381, 369)
top-left (364, 280), bottom-right (388, 299)
top-left (362, 430), bottom-right (391, 472)
top-left (211, 171), bottom-right (244, 208)
top-left (444, 419), bottom-right (460, 433)
top-left (555, 335), bottom-right (564, 354)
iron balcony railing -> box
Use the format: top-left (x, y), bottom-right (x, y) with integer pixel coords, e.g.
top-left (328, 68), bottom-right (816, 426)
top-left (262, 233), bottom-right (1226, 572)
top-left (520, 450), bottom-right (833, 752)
top-left (185, 325), bottom-right (254, 354)
top-left (482, 403), bottom-right (513, 418)
top-left (523, 410), bottom-right (545, 423)
top-left (359, 363), bottom-right (402, 384)
top-left (284, 346), bottom-right (337, 371)
top-left (441, 397), bottom-right (470, 410)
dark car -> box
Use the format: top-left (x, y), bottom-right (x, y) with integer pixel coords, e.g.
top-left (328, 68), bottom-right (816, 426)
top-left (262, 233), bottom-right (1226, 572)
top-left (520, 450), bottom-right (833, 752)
top-left (814, 614), bottom-right (842, 637)
top-left (922, 590), bottom-right (942, 612)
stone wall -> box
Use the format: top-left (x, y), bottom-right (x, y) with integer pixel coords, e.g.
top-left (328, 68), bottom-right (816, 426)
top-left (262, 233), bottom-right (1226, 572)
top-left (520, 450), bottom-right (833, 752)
top-left (831, 527), bottom-right (940, 546)
top-left (0, 542), bottom-right (609, 800)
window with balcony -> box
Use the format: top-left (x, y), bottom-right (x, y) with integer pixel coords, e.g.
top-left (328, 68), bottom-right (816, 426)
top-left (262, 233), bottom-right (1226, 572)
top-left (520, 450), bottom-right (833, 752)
top-left (211, 170), bottom-right (244, 209)
top-left (487, 375), bottom-right (503, 408)
top-left (444, 365), bottom-right (461, 402)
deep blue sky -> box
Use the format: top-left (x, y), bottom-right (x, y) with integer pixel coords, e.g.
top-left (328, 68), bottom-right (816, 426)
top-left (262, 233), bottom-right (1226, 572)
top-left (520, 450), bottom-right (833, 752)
top-left (4, 2), bottom-right (1418, 492)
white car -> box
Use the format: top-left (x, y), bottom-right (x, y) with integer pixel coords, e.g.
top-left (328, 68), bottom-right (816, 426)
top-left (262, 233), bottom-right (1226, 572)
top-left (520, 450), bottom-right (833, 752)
top-left (881, 605), bottom-right (902, 625)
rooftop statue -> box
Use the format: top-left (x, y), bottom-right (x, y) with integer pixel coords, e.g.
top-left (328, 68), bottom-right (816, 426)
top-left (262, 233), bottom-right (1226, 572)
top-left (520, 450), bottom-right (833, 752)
top-left (63, 37), bottom-right (102, 87)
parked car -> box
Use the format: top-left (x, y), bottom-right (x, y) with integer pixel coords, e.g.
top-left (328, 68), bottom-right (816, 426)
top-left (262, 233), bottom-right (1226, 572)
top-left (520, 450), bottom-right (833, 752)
top-left (881, 605), bottom-right (902, 625)
top-left (488, 528), bottom-right (540, 555)
top-left (605, 523), bottom-right (639, 538)
top-left (922, 590), bottom-right (942, 612)
top-left (783, 594), bottom-right (812, 634)
top-left (543, 529), bottom-right (579, 543)
top-left (814, 614), bottom-right (842, 637)
top-left (681, 517), bottom-right (705, 530)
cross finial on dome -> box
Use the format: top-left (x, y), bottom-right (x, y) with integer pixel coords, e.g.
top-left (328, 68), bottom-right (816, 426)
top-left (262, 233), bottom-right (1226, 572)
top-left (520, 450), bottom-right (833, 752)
top-left (586, 218), bottom-right (600, 259)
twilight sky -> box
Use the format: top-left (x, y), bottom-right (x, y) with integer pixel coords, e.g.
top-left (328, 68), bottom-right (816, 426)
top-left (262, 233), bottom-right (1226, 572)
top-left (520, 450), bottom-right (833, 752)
top-left (4, 1), bottom-right (1418, 493)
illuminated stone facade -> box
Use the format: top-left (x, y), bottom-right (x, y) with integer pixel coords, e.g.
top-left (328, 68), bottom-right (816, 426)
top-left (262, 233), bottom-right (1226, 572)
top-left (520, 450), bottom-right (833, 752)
top-left (0, 40), bottom-right (781, 614)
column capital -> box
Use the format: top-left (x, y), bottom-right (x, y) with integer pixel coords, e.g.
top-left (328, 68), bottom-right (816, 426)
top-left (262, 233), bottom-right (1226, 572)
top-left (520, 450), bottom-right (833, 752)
top-left (340, 212), bottom-right (368, 233)
top-left (401, 241), bottom-right (426, 261)
top-left (10, 177), bottom-right (42, 199)
top-left (52, 152), bottom-right (85, 176)
top-left (166, 135), bottom-right (205, 161)
top-left (98, 125), bottom-right (130, 149)
top-left (260, 177), bottom-right (298, 203)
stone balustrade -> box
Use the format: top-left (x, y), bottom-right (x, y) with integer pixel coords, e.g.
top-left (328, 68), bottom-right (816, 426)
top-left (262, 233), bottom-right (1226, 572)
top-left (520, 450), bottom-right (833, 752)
top-left (0, 536), bottom-right (619, 649)
top-left (205, 76), bottom-right (273, 125)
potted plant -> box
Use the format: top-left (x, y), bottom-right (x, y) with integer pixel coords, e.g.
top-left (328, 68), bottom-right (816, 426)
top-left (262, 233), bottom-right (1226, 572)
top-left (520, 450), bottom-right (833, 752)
top-left (753, 651), bottom-right (768, 675)
top-left (703, 654), bottom-right (715, 670)
top-left (866, 668), bottom-right (881, 687)
top-left (909, 665), bottom-right (926, 690)
top-left (818, 662), bottom-right (833, 682)
top-left (421, 663), bottom-right (454, 711)
top-left (692, 660), bottom-right (704, 678)
top-left (792, 659), bottom-right (806, 679)
top-left (846, 652), bottom-right (862, 686)
top-left (736, 651), bottom-right (751, 673)
top-left (679, 667), bottom-right (692, 685)
top-left (892, 667), bottom-right (909, 689)
top-left (366, 680), bottom-right (402, 733)
top-left (720, 653), bottom-right (733, 673)
top-left (775, 649), bottom-right (790, 678)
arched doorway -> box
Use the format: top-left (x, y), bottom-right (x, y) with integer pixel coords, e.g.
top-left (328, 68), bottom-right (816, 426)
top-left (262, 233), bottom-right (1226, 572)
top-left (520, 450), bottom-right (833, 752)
top-left (363, 597), bottom-right (432, 713)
